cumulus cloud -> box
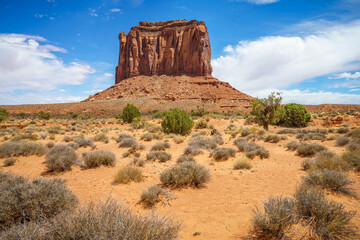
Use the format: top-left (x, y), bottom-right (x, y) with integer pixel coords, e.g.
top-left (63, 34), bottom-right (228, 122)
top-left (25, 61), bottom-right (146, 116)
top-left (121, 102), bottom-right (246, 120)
top-left (0, 34), bottom-right (94, 93)
top-left (251, 88), bottom-right (360, 104)
top-left (330, 72), bottom-right (360, 80)
top-left (212, 20), bottom-right (360, 94)
top-left (0, 92), bottom-right (83, 105)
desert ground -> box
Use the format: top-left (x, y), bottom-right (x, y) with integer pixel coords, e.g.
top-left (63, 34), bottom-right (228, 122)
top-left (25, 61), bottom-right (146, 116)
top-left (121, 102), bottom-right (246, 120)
top-left (1, 110), bottom-right (360, 239)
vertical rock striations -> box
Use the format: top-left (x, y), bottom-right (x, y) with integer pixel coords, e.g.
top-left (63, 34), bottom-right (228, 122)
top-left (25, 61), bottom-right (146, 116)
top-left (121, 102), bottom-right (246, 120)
top-left (115, 19), bottom-right (212, 83)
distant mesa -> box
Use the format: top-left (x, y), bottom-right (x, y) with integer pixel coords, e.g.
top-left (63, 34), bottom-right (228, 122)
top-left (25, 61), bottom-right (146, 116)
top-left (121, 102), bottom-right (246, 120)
top-left (84, 19), bottom-right (253, 109)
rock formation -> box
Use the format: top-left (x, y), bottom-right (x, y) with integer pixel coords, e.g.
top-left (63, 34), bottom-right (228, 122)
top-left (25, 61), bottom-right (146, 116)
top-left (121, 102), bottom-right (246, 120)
top-left (115, 19), bottom-right (212, 83)
top-left (84, 19), bottom-right (253, 110)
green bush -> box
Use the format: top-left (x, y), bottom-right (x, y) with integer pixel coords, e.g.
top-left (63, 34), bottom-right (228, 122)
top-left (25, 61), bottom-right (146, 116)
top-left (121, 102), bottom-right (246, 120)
top-left (83, 150), bottom-right (116, 168)
top-left (45, 145), bottom-right (77, 172)
top-left (161, 108), bottom-right (194, 135)
top-left (38, 111), bottom-right (51, 120)
top-left (278, 103), bottom-right (311, 127)
top-left (122, 103), bottom-right (141, 123)
top-left (0, 108), bottom-right (9, 122)
top-left (0, 172), bottom-right (78, 229)
top-left (160, 162), bottom-right (210, 188)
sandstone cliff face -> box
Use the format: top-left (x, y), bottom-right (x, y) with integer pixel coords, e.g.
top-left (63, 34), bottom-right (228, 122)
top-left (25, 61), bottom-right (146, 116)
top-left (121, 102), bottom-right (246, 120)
top-left (115, 19), bottom-right (212, 83)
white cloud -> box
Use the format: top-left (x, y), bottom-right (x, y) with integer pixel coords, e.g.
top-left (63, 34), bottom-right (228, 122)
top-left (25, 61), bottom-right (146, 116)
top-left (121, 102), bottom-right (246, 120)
top-left (212, 20), bottom-right (360, 93)
top-left (329, 72), bottom-right (360, 80)
top-left (0, 92), bottom-right (83, 105)
top-left (89, 8), bottom-right (98, 17)
top-left (109, 8), bottom-right (122, 13)
top-left (34, 14), bottom-right (44, 18)
top-left (244, 0), bottom-right (279, 4)
top-left (251, 88), bottom-right (360, 104)
top-left (0, 34), bottom-right (94, 93)
top-left (104, 73), bottom-right (113, 77)
top-left (83, 89), bottom-right (104, 94)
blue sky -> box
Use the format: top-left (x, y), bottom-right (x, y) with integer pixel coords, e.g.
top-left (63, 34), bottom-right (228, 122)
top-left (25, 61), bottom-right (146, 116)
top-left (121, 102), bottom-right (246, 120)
top-left (1, 0), bottom-right (360, 105)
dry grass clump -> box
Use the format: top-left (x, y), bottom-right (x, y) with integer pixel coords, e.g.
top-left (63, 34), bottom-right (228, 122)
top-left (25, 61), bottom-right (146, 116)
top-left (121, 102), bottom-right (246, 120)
top-left (347, 140), bottom-right (360, 151)
top-left (140, 185), bottom-right (175, 208)
top-left (233, 156), bottom-right (252, 170)
top-left (46, 141), bottom-right (55, 148)
top-left (2, 198), bottom-right (180, 240)
top-left (140, 132), bottom-right (162, 141)
top-left (132, 157), bottom-right (146, 167)
top-left (336, 136), bottom-right (350, 146)
top-left (183, 146), bottom-right (203, 156)
top-left (310, 150), bottom-right (350, 172)
top-left (3, 157), bottom-right (17, 166)
top-left (0, 172), bottom-right (78, 229)
top-left (115, 133), bottom-right (133, 143)
top-left (83, 150), bottom-right (116, 168)
top-left (252, 186), bottom-right (358, 239)
top-left (45, 145), bottom-right (77, 172)
top-left (188, 135), bottom-right (218, 150)
top-left (160, 162), bottom-right (210, 188)
top-left (118, 137), bottom-right (137, 148)
top-left (277, 128), bottom-right (297, 134)
top-left (210, 147), bottom-right (236, 161)
top-left (302, 170), bottom-right (354, 196)
top-left (176, 155), bottom-right (195, 164)
top-left (0, 141), bottom-right (46, 158)
top-left (234, 138), bottom-right (269, 159)
top-left (195, 119), bottom-right (208, 129)
top-left (151, 142), bottom-right (170, 151)
top-left (337, 127), bottom-right (349, 134)
top-left (285, 140), bottom-right (300, 151)
top-left (296, 143), bottom-right (327, 157)
top-left (342, 151), bottom-right (360, 171)
top-left (12, 133), bottom-right (38, 141)
top-left (252, 196), bottom-right (295, 238)
top-left (113, 166), bottom-right (143, 184)
top-left (146, 151), bottom-right (172, 162)
top-left (296, 132), bottom-right (327, 141)
top-left (264, 134), bottom-right (282, 143)
top-left (173, 135), bottom-right (185, 144)
top-left (93, 133), bottom-right (109, 143)
top-left (73, 137), bottom-right (95, 148)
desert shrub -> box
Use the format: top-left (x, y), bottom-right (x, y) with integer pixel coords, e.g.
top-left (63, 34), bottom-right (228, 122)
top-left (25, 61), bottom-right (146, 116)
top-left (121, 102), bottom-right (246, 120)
top-left (122, 103), bottom-right (141, 123)
top-left (67, 142), bottom-right (79, 150)
top-left (12, 133), bottom-right (39, 141)
top-left (342, 151), bottom-right (360, 171)
top-left (160, 162), bottom-right (210, 188)
top-left (183, 146), bottom-right (203, 156)
top-left (39, 132), bottom-right (48, 139)
top-left (301, 158), bottom-right (315, 170)
top-left (233, 156), bottom-right (252, 170)
top-left (234, 138), bottom-right (269, 159)
top-left (2, 198), bottom-right (180, 240)
top-left (285, 140), bottom-right (300, 151)
top-left (132, 157), bottom-right (146, 167)
top-left (73, 137), bottom-right (94, 148)
top-left (188, 135), bottom-right (217, 150)
top-left (195, 119), bottom-right (208, 129)
top-left (0, 141), bottom-right (46, 158)
top-left (277, 128), bottom-right (297, 134)
top-left (3, 157), bottom-right (17, 166)
top-left (0, 108), bottom-right (9, 122)
top-left (264, 134), bottom-right (281, 143)
top-left (140, 132), bottom-right (161, 141)
top-left (38, 111), bottom-right (51, 120)
top-left (128, 143), bottom-right (145, 153)
top-left (336, 136), bottom-right (350, 146)
top-left (130, 117), bottom-right (148, 129)
top-left (47, 126), bottom-right (63, 134)
top-left (303, 170), bottom-right (354, 196)
top-left (309, 151), bottom-right (350, 172)
top-left (140, 185), bottom-right (175, 208)
top-left (118, 137), bottom-right (137, 148)
top-left (63, 135), bottom-right (72, 142)
top-left (46, 142), bottom-right (55, 148)
top-left (93, 133), bottom-right (109, 143)
top-left (296, 143), bottom-right (327, 157)
top-left (83, 150), bottom-right (116, 168)
top-left (246, 148), bottom-right (269, 159)
top-left (146, 151), bottom-right (171, 162)
top-left (45, 145), bottom-right (77, 172)
top-left (250, 92), bottom-right (282, 130)
top-left (211, 147), bottom-right (236, 161)
top-left (176, 155), bottom-right (195, 164)
top-left (161, 108), bottom-right (194, 135)
top-left (145, 124), bottom-right (162, 133)
top-left (278, 103), bottom-right (311, 127)
top-left (296, 132), bottom-right (326, 141)
top-left (115, 133), bottom-right (133, 143)
top-left (0, 172), bottom-right (78, 229)
top-left (113, 166), bottom-right (143, 184)
top-left (241, 128), bottom-right (251, 137)
top-left (294, 186), bottom-right (357, 239)
top-left (337, 127), bottom-right (349, 134)
top-left (173, 135), bottom-right (185, 144)
top-left (151, 142), bottom-right (170, 151)
top-left (347, 140), bottom-right (360, 151)
top-left (252, 196), bottom-right (295, 238)
top-left (346, 128), bottom-right (360, 139)
top-left (191, 107), bottom-right (208, 117)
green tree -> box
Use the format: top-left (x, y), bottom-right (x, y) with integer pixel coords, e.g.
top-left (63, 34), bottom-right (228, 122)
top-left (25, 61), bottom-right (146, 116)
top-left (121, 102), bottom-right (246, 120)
top-left (39, 111), bottom-right (51, 120)
top-left (161, 108), bottom-right (194, 135)
top-left (122, 104), bottom-right (141, 123)
top-left (250, 92), bottom-right (282, 130)
top-left (0, 108), bottom-right (9, 122)
top-left (279, 103), bottom-right (311, 127)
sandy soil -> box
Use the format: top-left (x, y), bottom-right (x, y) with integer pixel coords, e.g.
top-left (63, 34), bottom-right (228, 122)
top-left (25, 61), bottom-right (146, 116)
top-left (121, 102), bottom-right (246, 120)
top-left (1, 118), bottom-right (360, 239)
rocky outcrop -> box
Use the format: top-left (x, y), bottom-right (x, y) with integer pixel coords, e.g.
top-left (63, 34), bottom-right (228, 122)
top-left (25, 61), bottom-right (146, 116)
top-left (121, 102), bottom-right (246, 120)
top-left (115, 19), bottom-right (212, 83)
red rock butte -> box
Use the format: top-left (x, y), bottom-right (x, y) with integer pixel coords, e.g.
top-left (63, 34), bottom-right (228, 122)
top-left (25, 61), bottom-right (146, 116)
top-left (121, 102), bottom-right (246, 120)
top-left (84, 19), bottom-right (253, 109)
